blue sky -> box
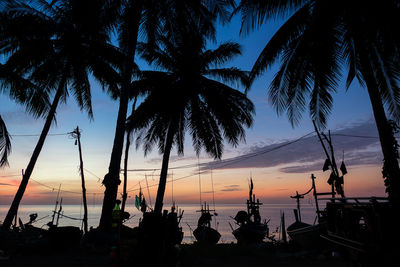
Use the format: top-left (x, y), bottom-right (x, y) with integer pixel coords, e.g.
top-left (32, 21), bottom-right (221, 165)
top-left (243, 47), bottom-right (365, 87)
top-left (0, 14), bottom-right (383, 205)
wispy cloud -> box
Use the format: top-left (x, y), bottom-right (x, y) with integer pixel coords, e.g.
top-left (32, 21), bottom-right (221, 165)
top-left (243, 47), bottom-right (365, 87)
top-left (221, 184), bottom-right (242, 192)
top-left (202, 119), bottom-right (382, 173)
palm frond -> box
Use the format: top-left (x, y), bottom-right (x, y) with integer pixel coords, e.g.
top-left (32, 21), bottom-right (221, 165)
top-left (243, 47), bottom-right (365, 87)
top-left (249, 2), bottom-right (311, 84)
top-left (0, 115), bottom-right (11, 167)
top-left (204, 67), bottom-right (249, 88)
top-left (235, 0), bottom-right (310, 35)
top-left (202, 42), bottom-right (242, 67)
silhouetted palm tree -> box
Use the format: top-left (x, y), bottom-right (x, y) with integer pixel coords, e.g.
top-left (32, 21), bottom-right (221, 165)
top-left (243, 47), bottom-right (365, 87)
top-left (99, 0), bottom-right (235, 229)
top-left (1, 62), bottom-right (52, 168)
top-left (126, 24), bottom-right (254, 214)
top-left (236, 0), bottom-right (400, 200)
top-left (0, 0), bottom-right (119, 229)
top-left (0, 115), bottom-right (11, 167)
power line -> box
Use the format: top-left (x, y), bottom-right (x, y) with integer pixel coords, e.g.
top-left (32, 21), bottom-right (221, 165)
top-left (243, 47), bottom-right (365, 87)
top-left (10, 132), bottom-right (71, 137)
top-left (30, 178), bottom-right (102, 195)
top-left (0, 174), bottom-right (20, 177)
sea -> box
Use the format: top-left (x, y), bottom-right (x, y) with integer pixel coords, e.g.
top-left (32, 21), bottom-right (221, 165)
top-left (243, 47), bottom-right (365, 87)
top-left (0, 203), bottom-right (318, 243)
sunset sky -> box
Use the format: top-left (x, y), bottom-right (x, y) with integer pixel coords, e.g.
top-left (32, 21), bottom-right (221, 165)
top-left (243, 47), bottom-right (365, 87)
top-left (0, 15), bottom-right (386, 207)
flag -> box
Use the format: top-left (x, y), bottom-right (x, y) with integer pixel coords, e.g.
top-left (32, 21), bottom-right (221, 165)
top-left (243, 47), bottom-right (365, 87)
top-left (323, 159), bottom-right (331, 171)
top-left (327, 172), bottom-right (336, 185)
top-left (135, 195), bottom-right (141, 210)
top-left (340, 161), bottom-right (348, 175)
top-left (135, 187), bottom-right (143, 210)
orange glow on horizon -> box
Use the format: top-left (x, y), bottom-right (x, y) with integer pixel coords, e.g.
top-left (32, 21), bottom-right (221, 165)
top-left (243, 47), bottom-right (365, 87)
top-left (0, 163), bottom-right (387, 206)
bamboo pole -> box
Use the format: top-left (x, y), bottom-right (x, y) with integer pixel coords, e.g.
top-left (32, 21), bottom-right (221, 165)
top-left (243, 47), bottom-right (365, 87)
top-left (73, 127), bottom-right (88, 234)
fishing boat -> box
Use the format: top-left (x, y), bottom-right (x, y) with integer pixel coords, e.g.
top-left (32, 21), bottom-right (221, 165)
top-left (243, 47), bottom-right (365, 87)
top-left (287, 123), bottom-right (349, 249)
top-left (193, 202), bottom-right (220, 245)
top-left (231, 178), bottom-right (269, 245)
top-left (286, 174), bottom-right (328, 249)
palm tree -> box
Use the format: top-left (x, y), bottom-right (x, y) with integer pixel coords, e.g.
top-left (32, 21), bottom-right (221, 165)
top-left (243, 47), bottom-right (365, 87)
top-left (99, 0), bottom-right (235, 230)
top-left (0, 0), bottom-right (120, 229)
top-left (235, 0), bottom-right (400, 201)
top-left (1, 62), bottom-right (51, 168)
top-left (0, 115), bottom-right (11, 167)
top-left (126, 24), bottom-right (254, 214)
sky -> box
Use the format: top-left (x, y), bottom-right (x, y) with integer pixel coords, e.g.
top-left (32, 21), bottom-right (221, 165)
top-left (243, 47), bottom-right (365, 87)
top-left (0, 13), bottom-right (386, 208)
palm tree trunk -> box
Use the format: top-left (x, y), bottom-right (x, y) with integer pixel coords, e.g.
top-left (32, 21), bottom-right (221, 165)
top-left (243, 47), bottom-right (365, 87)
top-left (121, 98), bottom-right (137, 214)
top-left (362, 58), bottom-right (400, 202)
top-left (99, 7), bottom-right (142, 230)
top-left (2, 83), bottom-right (64, 229)
top-left (154, 122), bottom-right (175, 214)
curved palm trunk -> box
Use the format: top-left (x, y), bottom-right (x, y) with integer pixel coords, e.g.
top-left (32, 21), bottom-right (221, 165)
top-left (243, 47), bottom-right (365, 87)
top-left (2, 84), bottom-right (64, 229)
top-left (99, 7), bottom-right (142, 230)
top-left (154, 123), bottom-right (175, 214)
top-left (361, 57), bottom-right (400, 202)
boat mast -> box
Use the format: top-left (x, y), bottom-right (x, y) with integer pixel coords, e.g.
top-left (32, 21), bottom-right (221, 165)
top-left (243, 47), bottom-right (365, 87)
top-left (51, 184), bottom-right (61, 226)
top-left (312, 121), bottom-right (336, 200)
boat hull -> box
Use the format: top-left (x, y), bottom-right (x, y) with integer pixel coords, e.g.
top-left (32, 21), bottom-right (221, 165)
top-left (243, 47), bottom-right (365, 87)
top-left (287, 222), bottom-right (324, 249)
top-left (233, 223), bottom-right (268, 245)
top-left (193, 226), bottom-right (221, 245)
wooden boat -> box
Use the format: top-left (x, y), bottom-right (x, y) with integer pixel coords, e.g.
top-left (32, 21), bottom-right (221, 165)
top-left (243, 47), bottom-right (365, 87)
top-left (232, 178), bottom-right (269, 245)
top-left (287, 123), bottom-right (349, 249)
top-left (165, 205), bottom-right (184, 245)
top-left (321, 197), bottom-right (392, 254)
top-left (193, 203), bottom-right (220, 245)
top-left (286, 175), bottom-right (328, 249)
top-left (287, 220), bottom-right (324, 248)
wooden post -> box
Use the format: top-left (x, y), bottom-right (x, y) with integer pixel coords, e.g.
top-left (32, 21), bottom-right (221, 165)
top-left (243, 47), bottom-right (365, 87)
top-left (56, 198), bottom-right (62, 226)
top-left (311, 174), bottom-right (321, 221)
top-left (324, 131), bottom-right (345, 198)
top-left (290, 191), bottom-right (304, 222)
top-left (312, 121), bottom-right (336, 200)
top-left (51, 184), bottom-right (61, 226)
top-left (281, 211), bottom-right (287, 243)
top-left (73, 127), bottom-right (88, 234)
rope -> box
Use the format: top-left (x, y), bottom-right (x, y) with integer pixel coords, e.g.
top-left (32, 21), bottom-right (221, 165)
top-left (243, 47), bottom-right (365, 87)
top-left (299, 185), bottom-right (313, 196)
top-left (59, 213), bottom-right (83, 221)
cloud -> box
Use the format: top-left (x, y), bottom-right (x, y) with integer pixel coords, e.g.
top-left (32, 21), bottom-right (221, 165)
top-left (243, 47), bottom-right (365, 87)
top-left (0, 182), bottom-right (13, 186)
top-left (202, 119), bottom-right (382, 172)
top-left (220, 184), bottom-right (242, 192)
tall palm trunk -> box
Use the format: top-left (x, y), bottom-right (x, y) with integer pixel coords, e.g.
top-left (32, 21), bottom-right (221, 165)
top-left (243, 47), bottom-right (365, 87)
top-left (99, 7), bottom-right (142, 230)
top-left (2, 83), bottom-right (64, 229)
top-left (121, 97), bottom-right (137, 214)
top-left (361, 54), bottom-right (400, 202)
top-left (154, 122), bottom-right (175, 214)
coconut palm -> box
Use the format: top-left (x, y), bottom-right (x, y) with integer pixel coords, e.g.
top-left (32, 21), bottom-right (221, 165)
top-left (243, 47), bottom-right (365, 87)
top-left (99, 0), bottom-right (235, 229)
top-left (126, 24), bottom-right (254, 214)
top-left (1, 62), bottom-right (52, 168)
top-left (0, 0), bottom-right (120, 229)
top-left (235, 0), bottom-right (400, 200)
top-left (0, 115), bottom-right (11, 167)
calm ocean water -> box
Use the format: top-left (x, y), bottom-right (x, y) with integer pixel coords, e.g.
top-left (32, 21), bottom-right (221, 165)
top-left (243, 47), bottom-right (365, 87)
top-left (0, 203), bottom-right (318, 243)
